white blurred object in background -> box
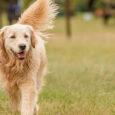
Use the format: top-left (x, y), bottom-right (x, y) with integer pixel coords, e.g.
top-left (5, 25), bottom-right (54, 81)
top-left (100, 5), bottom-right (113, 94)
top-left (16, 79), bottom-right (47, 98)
top-left (83, 12), bottom-right (93, 21)
top-left (18, 0), bottom-right (23, 8)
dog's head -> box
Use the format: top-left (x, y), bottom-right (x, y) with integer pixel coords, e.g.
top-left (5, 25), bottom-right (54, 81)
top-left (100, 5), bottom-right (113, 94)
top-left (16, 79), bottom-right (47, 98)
top-left (0, 24), bottom-right (36, 60)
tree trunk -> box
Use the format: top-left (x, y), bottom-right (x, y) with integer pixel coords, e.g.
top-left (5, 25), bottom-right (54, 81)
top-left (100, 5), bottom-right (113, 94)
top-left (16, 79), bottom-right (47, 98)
top-left (88, 0), bottom-right (96, 11)
top-left (65, 0), bottom-right (71, 39)
top-left (0, 11), bottom-right (2, 28)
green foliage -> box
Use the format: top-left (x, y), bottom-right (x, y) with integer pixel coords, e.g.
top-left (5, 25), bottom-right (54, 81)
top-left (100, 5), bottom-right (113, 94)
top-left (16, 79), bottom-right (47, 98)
top-left (55, 0), bottom-right (77, 16)
top-left (1, 0), bottom-right (115, 14)
top-left (23, 0), bottom-right (35, 9)
top-left (94, 0), bottom-right (105, 9)
top-left (0, 0), bottom-right (8, 11)
top-left (76, 0), bottom-right (104, 11)
top-left (76, 0), bottom-right (89, 11)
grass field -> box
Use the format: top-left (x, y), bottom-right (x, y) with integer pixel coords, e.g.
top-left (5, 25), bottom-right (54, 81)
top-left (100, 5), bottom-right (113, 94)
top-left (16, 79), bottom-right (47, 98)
top-left (1, 15), bottom-right (115, 115)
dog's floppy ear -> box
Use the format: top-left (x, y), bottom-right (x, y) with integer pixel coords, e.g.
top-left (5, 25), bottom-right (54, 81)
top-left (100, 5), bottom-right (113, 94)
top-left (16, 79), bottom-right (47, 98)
top-left (0, 26), bottom-right (7, 38)
top-left (26, 25), bottom-right (36, 48)
top-left (0, 26), bottom-right (8, 48)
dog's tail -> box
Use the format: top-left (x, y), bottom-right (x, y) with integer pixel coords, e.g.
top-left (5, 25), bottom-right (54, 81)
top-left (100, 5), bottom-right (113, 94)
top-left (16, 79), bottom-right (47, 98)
top-left (18, 0), bottom-right (58, 31)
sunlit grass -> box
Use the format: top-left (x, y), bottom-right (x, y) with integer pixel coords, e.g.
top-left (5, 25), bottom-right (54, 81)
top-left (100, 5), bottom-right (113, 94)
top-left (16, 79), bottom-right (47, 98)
top-left (38, 36), bottom-right (115, 115)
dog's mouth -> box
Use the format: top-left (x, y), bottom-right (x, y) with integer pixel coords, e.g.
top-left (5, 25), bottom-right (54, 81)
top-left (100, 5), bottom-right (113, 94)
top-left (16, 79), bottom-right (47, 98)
top-left (11, 50), bottom-right (26, 60)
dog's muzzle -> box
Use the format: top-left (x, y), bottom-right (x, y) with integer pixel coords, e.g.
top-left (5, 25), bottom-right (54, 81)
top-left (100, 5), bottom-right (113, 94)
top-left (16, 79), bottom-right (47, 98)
top-left (11, 49), bottom-right (26, 60)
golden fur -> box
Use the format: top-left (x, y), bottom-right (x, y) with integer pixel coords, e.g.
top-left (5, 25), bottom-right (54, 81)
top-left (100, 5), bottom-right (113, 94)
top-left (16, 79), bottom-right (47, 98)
top-left (0, 0), bottom-right (57, 115)
top-left (18, 0), bottom-right (58, 31)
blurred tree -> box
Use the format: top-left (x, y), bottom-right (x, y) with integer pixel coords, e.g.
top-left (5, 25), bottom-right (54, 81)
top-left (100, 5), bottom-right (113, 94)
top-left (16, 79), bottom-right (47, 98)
top-left (56, 0), bottom-right (77, 16)
top-left (65, 0), bottom-right (71, 38)
top-left (23, 0), bottom-right (35, 9)
top-left (76, 0), bottom-right (89, 11)
top-left (56, 0), bottom-right (77, 38)
top-left (88, 0), bottom-right (96, 11)
top-left (7, 0), bottom-right (18, 4)
top-left (65, 0), bottom-right (77, 38)
top-left (68, 0), bottom-right (77, 15)
top-left (102, 0), bottom-right (115, 24)
top-left (0, 0), bottom-right (7, 27)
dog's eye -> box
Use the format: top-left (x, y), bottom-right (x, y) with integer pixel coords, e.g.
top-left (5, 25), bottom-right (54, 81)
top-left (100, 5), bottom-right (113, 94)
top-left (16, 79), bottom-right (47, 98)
top-left (24, 34), bottom-right (28, 38)
top-left (10, 35), bottom-right (16, 39)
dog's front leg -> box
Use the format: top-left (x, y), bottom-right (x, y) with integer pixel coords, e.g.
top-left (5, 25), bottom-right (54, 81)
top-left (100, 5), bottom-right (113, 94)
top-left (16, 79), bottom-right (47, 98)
top-left (19, 78), bottom-right (38, 115)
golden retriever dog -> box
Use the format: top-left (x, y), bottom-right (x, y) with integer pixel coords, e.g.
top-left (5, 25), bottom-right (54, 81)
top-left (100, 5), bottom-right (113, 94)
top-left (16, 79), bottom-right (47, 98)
top-left (0, 0), bottom-right (57, 115)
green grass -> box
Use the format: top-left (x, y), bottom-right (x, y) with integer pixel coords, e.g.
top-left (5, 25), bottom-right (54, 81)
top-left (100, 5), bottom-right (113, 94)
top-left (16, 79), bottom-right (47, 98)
top-left (1, 15), bottom-right (115, 115)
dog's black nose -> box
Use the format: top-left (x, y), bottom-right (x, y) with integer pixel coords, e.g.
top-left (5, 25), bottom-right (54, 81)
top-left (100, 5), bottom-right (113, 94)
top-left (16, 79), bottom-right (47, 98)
top-left (19, 44), bottom-right (26, 50)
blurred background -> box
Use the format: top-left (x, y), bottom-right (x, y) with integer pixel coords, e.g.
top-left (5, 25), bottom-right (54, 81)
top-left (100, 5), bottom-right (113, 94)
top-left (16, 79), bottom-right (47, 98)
top-left (1, 0), bottom-right (115, 115)
top-left (1, 0), bottom-right (115, 37)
